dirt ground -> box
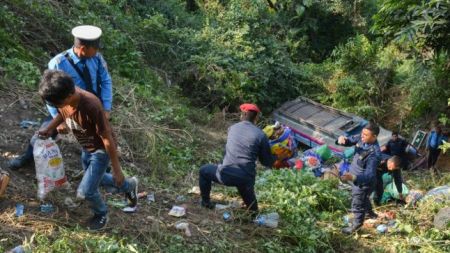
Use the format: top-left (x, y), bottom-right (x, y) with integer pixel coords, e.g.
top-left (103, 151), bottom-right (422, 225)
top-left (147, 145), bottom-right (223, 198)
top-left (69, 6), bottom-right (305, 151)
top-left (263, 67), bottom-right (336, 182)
top-left (0, 84), bottom-right (268, 251)
top-left (0, 83), bottom-right (448, 251)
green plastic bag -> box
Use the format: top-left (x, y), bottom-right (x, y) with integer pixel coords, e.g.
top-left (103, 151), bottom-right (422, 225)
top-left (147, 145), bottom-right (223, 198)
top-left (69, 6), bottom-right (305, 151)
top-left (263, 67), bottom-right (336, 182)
top-left (382, 173), bottom-right (393, 188)
top-left (343, 147), bottom-right (355, 160)
top-left (381, 182), bottom-right (409, 204)
top-left (316, 145), bottom-right (332, 161)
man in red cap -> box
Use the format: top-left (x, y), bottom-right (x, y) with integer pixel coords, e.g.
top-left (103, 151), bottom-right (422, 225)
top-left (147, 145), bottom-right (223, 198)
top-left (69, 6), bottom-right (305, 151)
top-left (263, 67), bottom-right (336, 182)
top-left (198, 103), bottom-right (275, 213)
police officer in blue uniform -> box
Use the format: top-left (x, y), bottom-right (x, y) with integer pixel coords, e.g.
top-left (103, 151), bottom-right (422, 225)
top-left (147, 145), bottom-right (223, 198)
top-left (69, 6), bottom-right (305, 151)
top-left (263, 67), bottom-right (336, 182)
top-left (337, 122), bottom-right (382, 234)
top-left (9, 25), bottom-right (113, 169)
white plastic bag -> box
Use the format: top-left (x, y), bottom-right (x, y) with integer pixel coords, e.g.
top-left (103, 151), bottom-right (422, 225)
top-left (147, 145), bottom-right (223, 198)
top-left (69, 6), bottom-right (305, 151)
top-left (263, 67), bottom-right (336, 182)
top-left (33, 138), bottom-right (68, 200)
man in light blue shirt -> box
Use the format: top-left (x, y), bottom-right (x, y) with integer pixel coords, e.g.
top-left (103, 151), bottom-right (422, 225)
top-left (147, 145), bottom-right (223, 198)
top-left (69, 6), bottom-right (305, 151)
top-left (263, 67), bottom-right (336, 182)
top-left (426, 125), bottom-right (448, 170)
top-left (9, 25), bottom-right (113, 169)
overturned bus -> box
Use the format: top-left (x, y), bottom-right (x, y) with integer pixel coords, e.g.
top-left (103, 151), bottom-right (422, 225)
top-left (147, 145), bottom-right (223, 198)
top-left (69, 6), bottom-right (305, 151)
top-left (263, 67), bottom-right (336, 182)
top-left (272, 97), bottom-right (392, 154)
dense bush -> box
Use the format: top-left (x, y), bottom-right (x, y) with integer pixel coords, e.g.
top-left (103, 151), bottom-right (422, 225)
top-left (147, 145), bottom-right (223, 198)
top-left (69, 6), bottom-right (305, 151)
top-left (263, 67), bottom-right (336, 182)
top-left (256, 169), bottom-right (350, 251)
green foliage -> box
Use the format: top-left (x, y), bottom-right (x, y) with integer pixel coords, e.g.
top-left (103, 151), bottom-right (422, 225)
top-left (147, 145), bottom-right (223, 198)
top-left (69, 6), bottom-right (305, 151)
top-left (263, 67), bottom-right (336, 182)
top-left (3, 58), bottom-right (41, 88)
top-left (385, 199), bottom-right (450, 252)
top-left (256, 169), bottom-right (350, 251)
top-left (1, 0), bottom-right (449, 251)
top-left (373, 0), bottom-right (450, 53)
top-left (29, 228), bottom-right (140, 252)
top-left (314, 35), bottom-right (403, 120)
top-left (439, 98), bottom-right (450, 153)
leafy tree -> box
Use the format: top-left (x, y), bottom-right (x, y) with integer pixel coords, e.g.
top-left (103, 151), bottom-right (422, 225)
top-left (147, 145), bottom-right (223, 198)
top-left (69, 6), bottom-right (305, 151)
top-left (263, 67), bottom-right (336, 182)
top-left (373, 0), bottom-right (450, 53)
top-left (372, 0), bottom-right (450, 120)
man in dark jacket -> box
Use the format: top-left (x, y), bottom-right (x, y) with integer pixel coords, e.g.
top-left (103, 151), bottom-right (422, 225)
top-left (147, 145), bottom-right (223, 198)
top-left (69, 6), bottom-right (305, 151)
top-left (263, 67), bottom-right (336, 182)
top-left (381, 131), bottom-right (408, 169)
top-left (198, 103), bottom-right (276, 213)
top-left (337, 122), bottom-right (382, 234)
top-left (374, 155), bottom-right (404, 206)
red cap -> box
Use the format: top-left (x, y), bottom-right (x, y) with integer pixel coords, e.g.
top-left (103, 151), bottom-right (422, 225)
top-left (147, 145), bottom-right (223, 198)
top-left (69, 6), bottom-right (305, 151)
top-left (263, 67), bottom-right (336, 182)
top-left (240, 103), bottom-right (260, 113)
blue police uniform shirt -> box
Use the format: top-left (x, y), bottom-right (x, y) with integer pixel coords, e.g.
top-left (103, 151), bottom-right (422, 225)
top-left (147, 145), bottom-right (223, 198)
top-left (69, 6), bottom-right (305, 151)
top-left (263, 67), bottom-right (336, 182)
top-left (346, 135), bottom-right (381, 186)
top-left (46, 47), bottom-right (113, 117)
top-left (427, 131), bottom-right (447, 149)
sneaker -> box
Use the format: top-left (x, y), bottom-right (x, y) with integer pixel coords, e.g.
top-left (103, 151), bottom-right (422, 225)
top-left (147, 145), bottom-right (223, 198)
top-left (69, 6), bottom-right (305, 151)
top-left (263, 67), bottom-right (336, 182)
top-left (8, 154), bottom-right (33, 170)
top-left (87, 214), bottom-right (109, 231)
top-left (200, 200), bottom-right (216, 209)
top-left (125, 177), bottom-right (138, 208)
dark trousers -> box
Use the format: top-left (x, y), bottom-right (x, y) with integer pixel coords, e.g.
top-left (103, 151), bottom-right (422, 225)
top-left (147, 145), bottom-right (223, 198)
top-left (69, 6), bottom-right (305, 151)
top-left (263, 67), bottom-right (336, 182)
top-left (351, 184), bottom-right (374, 227)
top-left (374, 170), bottom-right (384, 205)
top-left (427, 148), bottom-right (441, 169)
top-left (199, 164), bottom-right (258, 211)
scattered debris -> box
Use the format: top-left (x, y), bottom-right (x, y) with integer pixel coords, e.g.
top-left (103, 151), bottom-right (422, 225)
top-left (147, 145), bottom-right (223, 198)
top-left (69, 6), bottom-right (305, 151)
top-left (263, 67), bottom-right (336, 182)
top-left (122, 206), bottom-right (138, 213)
top-left (40, 203), bottom-right (54, 213)
top-left (15, 203), bottom-right (24, 217)
top-left (406, 190), bottom-right (424, 207)
top-left (255, 212), bottom-right (279, 228)
top-left (379, 210), bottom-right (396, 220)
top-left (229, 200), bottom-right (240, 209)
top-left (176, 195), bottom-right (186, 202)
top-left (363, 218), bottom-right (378, 229)
top-left (175, 221), bottom-right (192, 237)
top-left (343, 214), bottom-right (354, 226)
top-left (19, 120), bottom-right (40, 129)
top-left (188, 186), bottom-right (200, 195)
top-left (7, 245), bottom-right (25, 253)
top-left (169, 206), bottom-right (186, 217)
top-left (215, 204), bottom-right (230, 211)
top-left (137, 191), bottom-right (148, 199)
top-left (18, 99), bottom-right (28, 109)
top-left (376, 224), bottom-right (388, 234)
top-left (34, 138), bottom-right (68, 200)
top-left (223, 211), bottom-right (231, 221)
top-left (147, 192), bottom-right (155, 203)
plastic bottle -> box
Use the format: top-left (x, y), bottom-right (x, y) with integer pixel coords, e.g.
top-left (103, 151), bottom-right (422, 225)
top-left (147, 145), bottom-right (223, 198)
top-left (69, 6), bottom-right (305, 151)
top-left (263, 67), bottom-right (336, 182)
top-left (343, 215), bottom-right (354, 226)
top-left (376, 224), bottom-right (388, 234)
top-left (8, 245), bottom-right (25, 253)
top-left (147, 192), bottom-right (155, 203)
top-left (223, 211), bottom-right (231, 221)
top-left (255, 212), bottom-right (279, 228)
top-left (15, 203), bottom-right (24, 217)
top-left (40, 203), bottom-right (54, 213)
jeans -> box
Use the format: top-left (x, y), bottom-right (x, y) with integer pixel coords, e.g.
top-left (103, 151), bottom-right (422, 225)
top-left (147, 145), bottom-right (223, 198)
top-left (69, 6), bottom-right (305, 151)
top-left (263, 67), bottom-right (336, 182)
top-left (77, 149), bottom-right (130, 216)
top-left (351, 184), bottom-right (374, 227)
top-left (199, 164), bottom-right (258, 211)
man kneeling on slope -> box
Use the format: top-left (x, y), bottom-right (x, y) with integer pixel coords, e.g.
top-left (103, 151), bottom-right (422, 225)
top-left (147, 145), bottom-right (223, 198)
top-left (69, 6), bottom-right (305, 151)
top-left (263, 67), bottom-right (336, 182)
top-left (199, 103), bottom-right (276, 213)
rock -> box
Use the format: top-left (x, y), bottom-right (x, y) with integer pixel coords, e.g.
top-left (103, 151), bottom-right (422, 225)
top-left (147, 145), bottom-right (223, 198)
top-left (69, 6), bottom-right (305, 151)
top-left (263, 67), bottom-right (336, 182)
top-left (434, 207), bottom-right (450, 230)
top-left (19, 99), bottom-right (28, 109)
top-left (175, 221), bottom-right (191, 237)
